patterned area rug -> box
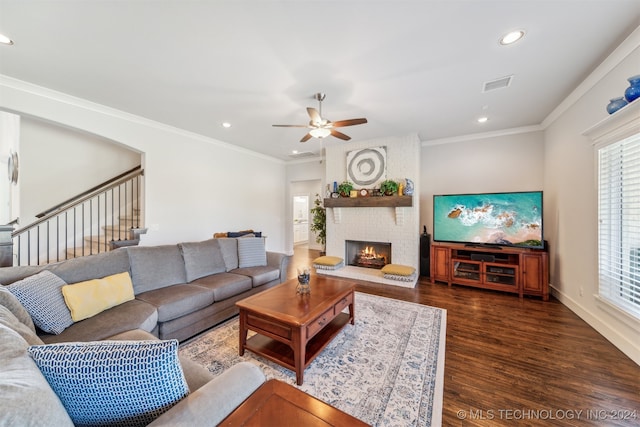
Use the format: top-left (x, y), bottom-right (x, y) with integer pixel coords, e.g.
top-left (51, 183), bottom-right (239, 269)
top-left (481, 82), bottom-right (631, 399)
top-left (179, 292), bottom-right (446, 427)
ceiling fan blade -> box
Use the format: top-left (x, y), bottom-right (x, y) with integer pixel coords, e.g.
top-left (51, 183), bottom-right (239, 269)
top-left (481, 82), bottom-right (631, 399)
top-left (331, 118), bottom-right (368, 128)
top-left (272, 124), bottom-right (311, 128)
top-left (307, 107), bottom-right (322, 125)
top-left (300, 133), bottom-right (313, 142)
top-left (330, 129), bottom-right (351, 141)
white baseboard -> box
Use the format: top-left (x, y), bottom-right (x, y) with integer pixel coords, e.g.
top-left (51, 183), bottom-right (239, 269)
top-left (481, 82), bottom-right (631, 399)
top-left (550, 285), bottom-right (640, 366)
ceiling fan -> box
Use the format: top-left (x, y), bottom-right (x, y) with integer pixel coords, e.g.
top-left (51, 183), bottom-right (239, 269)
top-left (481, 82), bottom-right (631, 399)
top-left (273, 93), bottom-right (367, 142)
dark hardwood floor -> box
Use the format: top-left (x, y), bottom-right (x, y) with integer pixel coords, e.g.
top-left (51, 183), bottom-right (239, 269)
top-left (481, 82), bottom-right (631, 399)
top-left (288, 246), bottom-right (640, 426)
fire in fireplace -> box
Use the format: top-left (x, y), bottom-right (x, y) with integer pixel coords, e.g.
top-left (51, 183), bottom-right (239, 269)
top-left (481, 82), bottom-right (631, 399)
top-left (345, 240), bottom-right (391, 270)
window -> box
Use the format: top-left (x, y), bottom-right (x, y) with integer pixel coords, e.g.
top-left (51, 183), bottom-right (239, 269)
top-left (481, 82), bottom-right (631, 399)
top-left (598, 132), bottom-right (640, 319)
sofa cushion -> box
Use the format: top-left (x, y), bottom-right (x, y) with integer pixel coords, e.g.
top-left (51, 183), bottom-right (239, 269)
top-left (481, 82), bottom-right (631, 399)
top-left (0, 324), bottom-right (74, 427)
top-left (190, 272), bottom-right (252, 301)
top-left (48, 248), bottom-right (131, 284)
top-left (7, 271), bottom-right (74, 335)
top-left (0, 285), bottom-right (36, 332)
top-left (135, 284), bottom-right (215, 322)
top-left (0, 305), bottom-right (44, 346)
top-left (28, 340), bottom-right (189, 427)
top-left (217, 238), bottom-right (239, 271)
top-left (62, 272), bottom-right (135, 322)
top-left (237, 237), bottom-right (267, 268)
top-left (232, 266), bottom-right (280, 288)
top-left (128, 245), bottom-right (188, 293)
top-left (39, 299), bottom-right (158, 344)
top-left (179, 239), bottom-right (226, 282)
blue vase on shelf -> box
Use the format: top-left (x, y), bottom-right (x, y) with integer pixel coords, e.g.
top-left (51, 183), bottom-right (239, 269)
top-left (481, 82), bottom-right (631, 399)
top-left (624, 74), bottom-right (640, 103)
top-left (606, 97), bottom-right (628, 114)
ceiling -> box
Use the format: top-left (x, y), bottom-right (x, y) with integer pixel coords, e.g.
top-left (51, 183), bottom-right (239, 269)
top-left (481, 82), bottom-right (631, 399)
top-left (1, 1), bottom-right (639, 161)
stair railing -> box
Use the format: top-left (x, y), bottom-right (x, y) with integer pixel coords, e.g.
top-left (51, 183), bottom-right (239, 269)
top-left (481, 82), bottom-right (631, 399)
top-left (10, 166), bottom-right (144, 266)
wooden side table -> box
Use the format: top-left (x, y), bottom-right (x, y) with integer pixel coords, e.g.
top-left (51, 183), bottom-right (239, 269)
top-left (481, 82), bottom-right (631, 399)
top-left (219, 379), bottom-right (370, 426)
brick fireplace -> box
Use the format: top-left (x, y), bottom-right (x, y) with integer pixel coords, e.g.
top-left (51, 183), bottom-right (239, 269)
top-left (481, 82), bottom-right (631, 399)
top-left (322, 134), bottom-right (420, 287)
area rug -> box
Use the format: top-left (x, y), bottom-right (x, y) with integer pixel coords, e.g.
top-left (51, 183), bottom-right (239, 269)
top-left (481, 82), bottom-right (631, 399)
top-left (179, 292), bottom-right (446, 427)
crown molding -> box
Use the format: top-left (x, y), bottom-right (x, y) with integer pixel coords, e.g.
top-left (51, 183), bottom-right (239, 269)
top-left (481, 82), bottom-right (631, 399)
top-left (0, 75), bottom-right (285, 164)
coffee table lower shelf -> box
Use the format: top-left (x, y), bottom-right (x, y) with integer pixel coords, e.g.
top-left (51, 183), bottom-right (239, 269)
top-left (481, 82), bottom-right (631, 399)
top-left (244, 312), bottom-right (351, 373)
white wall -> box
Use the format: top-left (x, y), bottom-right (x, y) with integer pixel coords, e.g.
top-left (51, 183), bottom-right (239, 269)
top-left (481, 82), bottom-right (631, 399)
top-left (0, 76), bottom-right (288, 253)
top-left (543, 33), bottom-right (640, 363)
top-left (421, 131), bottom-right (545, 236)
top-left (19, 116), bottom-right (140, 226)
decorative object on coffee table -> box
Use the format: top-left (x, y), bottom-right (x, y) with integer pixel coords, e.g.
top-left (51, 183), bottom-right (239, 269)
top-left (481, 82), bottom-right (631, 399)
top-left (296, 267), bottom-right (310, 295)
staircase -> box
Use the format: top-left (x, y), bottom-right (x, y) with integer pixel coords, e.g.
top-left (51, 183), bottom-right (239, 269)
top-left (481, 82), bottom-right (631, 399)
top-left (8, 166), bottom-right (144, 266)
top-left (67, 210), bottom-right (145, 259)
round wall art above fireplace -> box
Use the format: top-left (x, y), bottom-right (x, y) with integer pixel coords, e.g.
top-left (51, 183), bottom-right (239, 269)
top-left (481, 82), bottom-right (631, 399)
top-left (346, 146), bottom-right (387, 187)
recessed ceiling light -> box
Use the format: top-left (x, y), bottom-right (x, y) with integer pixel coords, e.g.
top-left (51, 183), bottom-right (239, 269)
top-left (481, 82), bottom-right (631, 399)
top-left (0, 33), bottom-right (14, 45)
top-left (477, 116), bottom-right (489, 123)
top-left (292, 150), bottom-right (299, 154)
top-left (221, 122), bottom-right (231, 128)
top-left (499, 30), bottom-right (525, 45)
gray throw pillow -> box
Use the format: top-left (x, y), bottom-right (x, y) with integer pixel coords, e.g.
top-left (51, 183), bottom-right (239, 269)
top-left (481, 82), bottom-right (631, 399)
top-left (237, 237), bottom-right (267, 268)
top-left (7, 271), bottom-right (73, 335)
top-left (217, 238), bottom-right (239, 271)
top-left (179, 239), bottom-right (226, 282)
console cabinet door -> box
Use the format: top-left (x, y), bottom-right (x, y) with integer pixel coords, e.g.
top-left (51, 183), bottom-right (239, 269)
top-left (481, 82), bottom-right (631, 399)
top-left (522, 254), bottom-right (543, 293)
top-left (431, 246), bottom-right (449, 283)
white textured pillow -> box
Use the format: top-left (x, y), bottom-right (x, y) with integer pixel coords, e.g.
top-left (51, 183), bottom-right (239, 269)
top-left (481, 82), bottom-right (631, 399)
top-left (7, 271), bottom-right (74, 334)
top-left (237, 237), bottom-right (267, 268)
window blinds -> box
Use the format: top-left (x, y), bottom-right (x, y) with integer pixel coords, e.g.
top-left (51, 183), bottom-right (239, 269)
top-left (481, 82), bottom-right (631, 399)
top-left (598, 132), bottom-right (640, 319)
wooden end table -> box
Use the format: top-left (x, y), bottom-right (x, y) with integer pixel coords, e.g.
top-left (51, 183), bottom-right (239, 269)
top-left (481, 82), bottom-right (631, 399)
top-left (236, 276), bottom-right (355, 385)
top-left (219, 379), bottom-right (369, 426)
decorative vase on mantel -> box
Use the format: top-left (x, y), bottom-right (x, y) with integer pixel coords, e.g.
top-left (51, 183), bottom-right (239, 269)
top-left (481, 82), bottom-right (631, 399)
top-left (624, 74), bottom-right (640, 103)
top-left (606, 96), bottom-right (628, 115)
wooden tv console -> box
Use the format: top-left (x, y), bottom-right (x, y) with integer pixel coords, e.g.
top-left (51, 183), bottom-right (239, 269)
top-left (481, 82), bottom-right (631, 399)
top-left (430, 242), bottom-right (549, 300)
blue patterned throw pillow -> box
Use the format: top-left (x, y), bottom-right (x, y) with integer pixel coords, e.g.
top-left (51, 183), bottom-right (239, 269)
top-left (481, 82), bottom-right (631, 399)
top-left (28, 340), bottom-right (189, 427)
top-left (7, 270), bottom-right (74, 334)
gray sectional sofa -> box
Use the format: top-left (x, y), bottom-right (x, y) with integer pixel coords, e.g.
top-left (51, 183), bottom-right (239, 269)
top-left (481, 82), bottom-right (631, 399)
top-left (0, 237), bottom-right (290, 426)
top-left (0, 236), bottom-right (290, 342)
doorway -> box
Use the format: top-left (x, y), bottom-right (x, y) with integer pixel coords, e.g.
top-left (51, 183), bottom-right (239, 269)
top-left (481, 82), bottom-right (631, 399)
top-left (292, 195), bottom-right (309, 246)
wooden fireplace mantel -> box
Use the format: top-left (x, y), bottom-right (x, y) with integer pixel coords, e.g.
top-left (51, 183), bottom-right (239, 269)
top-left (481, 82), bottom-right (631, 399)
top-left (324, 196), bottom-right (412, 226)
top-left (323, 195), bottom-right (412, 208)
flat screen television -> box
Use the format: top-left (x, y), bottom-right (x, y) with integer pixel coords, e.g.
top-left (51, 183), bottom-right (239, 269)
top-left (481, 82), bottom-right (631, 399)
top-left (433, 191), bottom-right (543, 249)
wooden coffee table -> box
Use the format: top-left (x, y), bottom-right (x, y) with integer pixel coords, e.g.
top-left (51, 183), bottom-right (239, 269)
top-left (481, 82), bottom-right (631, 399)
top-left (236, 276), bottom-right (355, 385)
top-left (219, 379), bottom-right (369, 426)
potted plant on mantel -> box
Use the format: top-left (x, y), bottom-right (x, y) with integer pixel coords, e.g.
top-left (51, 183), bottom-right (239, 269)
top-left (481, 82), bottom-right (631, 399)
top-left (337, 181), bottom-right (354, 197)
top-left (380, 179), bottom-right (399, 196)
top-left (309, 194), bottom-right (326, 254)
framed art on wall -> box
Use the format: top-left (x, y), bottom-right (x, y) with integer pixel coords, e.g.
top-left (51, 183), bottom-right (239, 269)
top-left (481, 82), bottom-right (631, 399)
top-left (346, 146), bottom-right (387, 189)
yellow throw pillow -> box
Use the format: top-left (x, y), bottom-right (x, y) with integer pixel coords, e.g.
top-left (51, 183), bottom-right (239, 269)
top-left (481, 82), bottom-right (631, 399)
top-left (381, 264), bottom-right (416, 276)
top-left (313, 256), bottom-right (344, 266)
top-left (62, 272), bottom-right (135, 322)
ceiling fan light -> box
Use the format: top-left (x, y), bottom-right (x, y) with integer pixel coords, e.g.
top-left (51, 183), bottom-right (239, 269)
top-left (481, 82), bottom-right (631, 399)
top-left (310, 128), bottom-right (331, 138)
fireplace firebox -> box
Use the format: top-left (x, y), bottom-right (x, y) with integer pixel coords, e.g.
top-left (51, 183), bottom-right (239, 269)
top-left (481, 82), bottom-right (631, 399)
top-left (345, 240), bottom-right (391, 269)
